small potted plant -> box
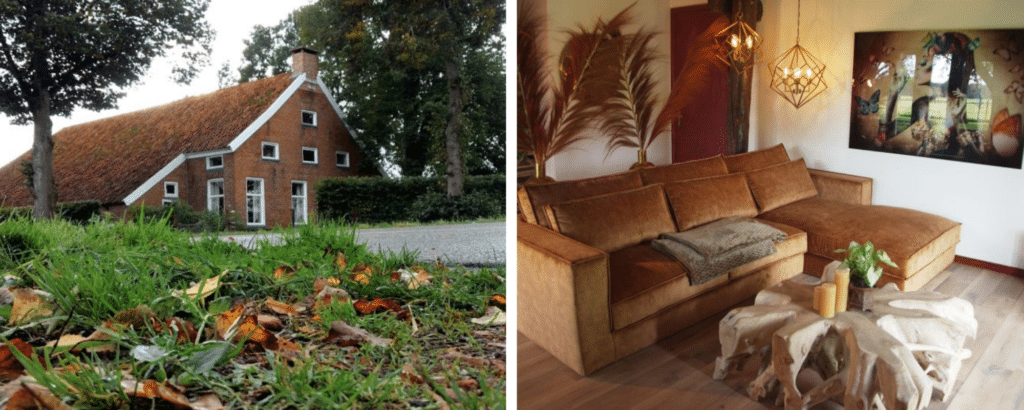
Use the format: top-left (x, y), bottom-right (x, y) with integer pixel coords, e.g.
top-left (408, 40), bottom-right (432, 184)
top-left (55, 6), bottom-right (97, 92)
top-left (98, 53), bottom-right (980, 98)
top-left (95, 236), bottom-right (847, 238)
top-left (835, 241), bottom-right (898, 309)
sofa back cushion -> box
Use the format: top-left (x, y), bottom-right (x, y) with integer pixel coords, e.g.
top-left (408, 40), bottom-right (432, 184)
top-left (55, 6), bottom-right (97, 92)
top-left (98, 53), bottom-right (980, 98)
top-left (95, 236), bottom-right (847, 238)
top-left (546, 184), bottom-right (675, 252)
top-left (639, 155), bottom-right (729, 185)
top-left (724, 143), bottom-right (790, 173)
top-left (745, 158), bottom-right (819, 213)
top-left (519, 170), bottom-right (643, 228)
top-left (663, 173), bottom-right (759, 231)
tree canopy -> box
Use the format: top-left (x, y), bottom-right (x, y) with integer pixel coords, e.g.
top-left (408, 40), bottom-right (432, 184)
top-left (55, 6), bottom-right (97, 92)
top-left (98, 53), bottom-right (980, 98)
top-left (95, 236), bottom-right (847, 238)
top-left (232, 1), bottom-right (505, 186)
top-left (0, 0), bottom-right (213, 218)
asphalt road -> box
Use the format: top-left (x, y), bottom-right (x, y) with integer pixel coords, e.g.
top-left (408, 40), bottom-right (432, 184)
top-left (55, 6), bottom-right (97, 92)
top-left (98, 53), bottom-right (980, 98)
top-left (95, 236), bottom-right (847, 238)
top-left (226, 221), bottom-right (507, 268)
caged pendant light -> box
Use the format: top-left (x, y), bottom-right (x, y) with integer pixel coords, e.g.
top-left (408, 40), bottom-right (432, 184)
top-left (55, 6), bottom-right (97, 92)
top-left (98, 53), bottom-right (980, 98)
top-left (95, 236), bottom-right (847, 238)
top-left (769, 0), bottom-right (827, 108)
top-left (714, 5), bottom-right (763, 72)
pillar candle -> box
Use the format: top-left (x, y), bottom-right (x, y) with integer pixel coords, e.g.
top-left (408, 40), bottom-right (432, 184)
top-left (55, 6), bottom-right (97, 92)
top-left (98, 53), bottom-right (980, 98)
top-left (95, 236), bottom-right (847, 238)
top-left (834, 266), bottom-right (850, 313)
top-left (818, 283), bottom-right (836, 318)
top-left (813, 285), bottom-right (822, 311)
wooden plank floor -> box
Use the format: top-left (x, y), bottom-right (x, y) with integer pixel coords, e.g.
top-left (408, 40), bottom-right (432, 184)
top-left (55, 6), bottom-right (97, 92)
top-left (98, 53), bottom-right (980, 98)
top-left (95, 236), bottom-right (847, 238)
top-left (517, 263), bottom-right (1024, 409)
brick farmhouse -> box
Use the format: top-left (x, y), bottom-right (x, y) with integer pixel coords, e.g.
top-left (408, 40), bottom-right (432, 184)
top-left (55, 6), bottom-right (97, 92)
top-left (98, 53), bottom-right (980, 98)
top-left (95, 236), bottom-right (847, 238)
top-left (0, 47), bottom-right (364, 227)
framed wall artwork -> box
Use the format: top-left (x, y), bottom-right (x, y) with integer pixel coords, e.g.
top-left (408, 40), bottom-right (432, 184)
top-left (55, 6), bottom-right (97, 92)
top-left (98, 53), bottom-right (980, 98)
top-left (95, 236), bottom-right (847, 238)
top-left (850, 29), bottom-right (1024, 169)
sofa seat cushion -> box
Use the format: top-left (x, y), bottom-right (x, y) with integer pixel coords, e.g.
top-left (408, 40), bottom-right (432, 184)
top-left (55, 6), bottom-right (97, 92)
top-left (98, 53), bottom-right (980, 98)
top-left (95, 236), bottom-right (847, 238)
top-left (608, 243), bottom-right (728, 331)
top-left (759, 197), bottom-right (961, 281)
top-left (607, 219), bottom-right (806, 330)
top-left (519, 170), bottom-right (643, 228)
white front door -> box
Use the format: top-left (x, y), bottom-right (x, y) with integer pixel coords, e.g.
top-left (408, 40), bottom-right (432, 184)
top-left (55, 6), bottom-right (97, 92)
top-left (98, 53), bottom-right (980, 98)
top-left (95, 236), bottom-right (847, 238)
top-left (291, 181), bottom-right (307, 225)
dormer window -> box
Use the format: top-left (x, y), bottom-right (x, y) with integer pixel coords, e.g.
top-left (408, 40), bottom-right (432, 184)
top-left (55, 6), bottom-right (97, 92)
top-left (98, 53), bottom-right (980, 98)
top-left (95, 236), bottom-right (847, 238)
top-left (302, 147), bottom-right (318, 165)
top-left (164, 181), bottom-right (178, 198)
top-left (261, 142), bottom-right (279, 160)
top-left (301, 110), bottom-right (317, 127)
top-left (336, 151), bottom-right (350, 169)
top-left (206, 155), bottom-right (223, 170)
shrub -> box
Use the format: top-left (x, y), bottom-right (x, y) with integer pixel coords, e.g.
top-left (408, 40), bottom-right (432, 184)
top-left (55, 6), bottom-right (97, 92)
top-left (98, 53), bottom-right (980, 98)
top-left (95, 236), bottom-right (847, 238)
top-left (56, 201), bottom-right (102, 224)
top-left (317, 174), bottom-right (504, 224)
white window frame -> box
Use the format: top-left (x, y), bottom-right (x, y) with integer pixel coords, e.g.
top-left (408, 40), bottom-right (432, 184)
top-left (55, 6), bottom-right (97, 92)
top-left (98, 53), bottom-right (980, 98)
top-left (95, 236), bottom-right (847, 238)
top-left (246, 178), bottom-right (265, 226)
top-left (162, 199), bottom-right (174, 206)
top-left (164, 181), bottom-right (178, 198)
top-left (206, 155), bottom-right (224, 170)
top-left (301, 110), bottom-right (317, 127)
top-left (291, 181), bottom-right (308, 225)
top-left (207, 179), bottom-right (224, 212)
top-left (302, 147), bottom-right (318, 165)
top-left (261, 142), bottom-right (279, 161)
top-left (336, 151), bottom-right (350, 168)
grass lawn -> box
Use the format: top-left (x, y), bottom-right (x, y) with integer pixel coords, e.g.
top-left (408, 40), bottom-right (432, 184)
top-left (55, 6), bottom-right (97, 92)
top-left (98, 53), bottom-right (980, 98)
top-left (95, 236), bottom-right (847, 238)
top-left (0, 216), bottom-right (506, 409)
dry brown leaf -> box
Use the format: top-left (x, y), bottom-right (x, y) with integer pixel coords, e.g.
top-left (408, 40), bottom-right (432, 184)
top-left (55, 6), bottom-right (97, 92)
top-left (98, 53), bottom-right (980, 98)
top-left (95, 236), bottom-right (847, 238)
top-left (257, 315), bottom-right (283, 331)
top-left (265, 298), bottom-right (298, 316)
top-left (189, 393), bottom-right (225, 410)
top-left (10, 289), bottom-right (52, 325)
top-left (0, 339), bottom-right (32, 382)
top-left (7, 381), bottom-right (72, 410)
top-left (401, 363), bottom-right (424, 384)
top-left (353, 298), bottom-right (409, 320)
top-left (322, 321), bottom-right (392, 347)
top-left (173, 272), bottom-right (224, 300)
top-left (45, 335), bottom-right (89, 352)
top-left (296, 325), bottom-right (318, 336)
top-left (423, 385), bottom-right (452, 410)
top-left (153, 318), bottom-right (198, 344)
top-left (457, 378), bottom-right (479, 390)
top-left (335, 251), bottom-right (347, 270)
top-left (122, 379), bottom-right (191, 408)
top-left (272, 264), bottom-right (297, 279)
top-left (441, 348), bottom-right (489, 369)
top-left (398, 268), bottom-right (432, 289)
top-left (489, 294), bottom-right (506, 307)
top-left (315, 286), bottom-right (352, 307)
top-left (215, 304), bottom-right (275, 346)
top-left (172, 256), bottom-right (185, 266)
top-left (313, 277), bottom-right (341, 294)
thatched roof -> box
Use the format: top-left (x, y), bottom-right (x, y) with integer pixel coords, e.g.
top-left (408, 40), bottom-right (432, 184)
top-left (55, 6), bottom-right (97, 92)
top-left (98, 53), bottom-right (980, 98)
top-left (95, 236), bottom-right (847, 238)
top-left (0, 73), bottom-right (295, 206)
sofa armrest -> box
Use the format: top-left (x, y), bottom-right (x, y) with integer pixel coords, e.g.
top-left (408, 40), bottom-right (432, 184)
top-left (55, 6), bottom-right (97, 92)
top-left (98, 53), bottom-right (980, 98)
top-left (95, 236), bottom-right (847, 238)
top-left (517, 220), bottom-right (616, 375)
top-left (808, 168), bottom-right (873, 205)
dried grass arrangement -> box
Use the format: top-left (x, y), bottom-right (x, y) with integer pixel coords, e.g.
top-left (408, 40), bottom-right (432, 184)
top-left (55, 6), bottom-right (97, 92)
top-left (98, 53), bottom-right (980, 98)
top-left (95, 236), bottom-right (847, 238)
top-left (516, 1), bottom-right (631, 183)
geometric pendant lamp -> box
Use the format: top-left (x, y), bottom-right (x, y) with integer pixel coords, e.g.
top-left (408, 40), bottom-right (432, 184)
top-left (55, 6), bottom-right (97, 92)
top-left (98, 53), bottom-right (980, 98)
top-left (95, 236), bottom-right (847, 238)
top-left (714, 8), bottom-right (763, 72)
top-left (769, 0), bottom-right (827, 108)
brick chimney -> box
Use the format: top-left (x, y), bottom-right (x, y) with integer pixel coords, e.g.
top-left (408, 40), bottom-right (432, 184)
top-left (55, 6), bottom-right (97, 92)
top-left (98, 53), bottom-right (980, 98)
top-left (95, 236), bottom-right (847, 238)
top-left (291, 46), bottom-right (319, 80)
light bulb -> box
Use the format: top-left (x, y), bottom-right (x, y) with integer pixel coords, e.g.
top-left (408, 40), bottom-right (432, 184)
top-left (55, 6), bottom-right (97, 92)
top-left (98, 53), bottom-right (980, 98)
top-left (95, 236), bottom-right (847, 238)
top-left (730, 35), bottom-right (739, 48)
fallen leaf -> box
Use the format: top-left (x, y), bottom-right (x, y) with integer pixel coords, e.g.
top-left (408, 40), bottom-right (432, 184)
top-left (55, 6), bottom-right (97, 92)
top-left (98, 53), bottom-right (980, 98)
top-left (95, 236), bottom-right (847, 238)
top-left (401, 363), bottom-right (424, 384)
top-left (440, 348), bottom-right (489, 369)
top-left (173, 272), bottom-right (224, 301)
top-left (313, 277), bottom-right (342, 294)
top-left (0, 287), bottom-right (14, 305)
top-left (397, 268), bottom-right (431, 289)
top-left (296, 325), bottom-right (318, 336)
top-left (257, 314), bottom-right (283, 331)
top-left (322, 321), bottom-right (392, 347)
top-left (153, 318), bottom-right (198, 344)
top-left (470, 306), bottom-right (505, 326)
top-left (0, 339), bottom-right (33, 381)
top-left (489, 294), bottom-right (506, 307)
top-left (265, 298), bottom-right (298, 316)
top-left (315, 286), bottom-right (352, 306)
top-left (353, 298), bottom-right (409, 320)
top-left (10, 288), bottom-right (52, 325)
top-left (7, 381), bottom-right (73, 410)
top-left (216, 304), bottom-right (275, 346)
top-left (172, 256), bottom-right (185, 266)
top-left (46, 334), bottom-right (89, 352)
top-left (423, 385), bottom-right (452, 410)
top-left (122, 379), bottom-right (191, 408)
top-left (272, 264), bottom-right (297, 279)
top-left (335, 251), bottom-right (347, 270)
top-left (190, 393), bottom-right (225, 410)
top-left (457, 378), bottom-right (479, 390)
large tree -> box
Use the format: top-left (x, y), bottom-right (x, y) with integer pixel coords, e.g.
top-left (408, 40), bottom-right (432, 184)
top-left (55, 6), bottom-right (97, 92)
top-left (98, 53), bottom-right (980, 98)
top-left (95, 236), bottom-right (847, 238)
top-left (235, 0), bottom-right (504, 195)
top-left (0, 0), bottom-right (212, 219)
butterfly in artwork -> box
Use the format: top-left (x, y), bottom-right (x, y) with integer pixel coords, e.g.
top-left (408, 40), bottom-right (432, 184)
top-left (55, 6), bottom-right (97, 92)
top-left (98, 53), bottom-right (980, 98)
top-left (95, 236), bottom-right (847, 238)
top-left (991, 108), bottom-right (1022, 157)
top-left (995, 43), bottom-right (1021, 61)
top-left (1005, 80), bottom-right (1024, 104)
top-left (855, 89), bottom-right (881, 115)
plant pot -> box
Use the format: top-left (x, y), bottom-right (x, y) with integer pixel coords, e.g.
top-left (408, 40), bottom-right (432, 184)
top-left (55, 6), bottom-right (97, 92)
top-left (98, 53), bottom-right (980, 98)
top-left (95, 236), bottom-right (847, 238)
top-left (849, 286), bottom-right (875, 311)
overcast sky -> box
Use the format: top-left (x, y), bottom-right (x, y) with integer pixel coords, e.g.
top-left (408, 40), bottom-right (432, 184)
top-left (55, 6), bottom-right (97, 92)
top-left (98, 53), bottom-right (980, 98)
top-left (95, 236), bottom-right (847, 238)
top-left (0, 0), bottom-right (313, 167)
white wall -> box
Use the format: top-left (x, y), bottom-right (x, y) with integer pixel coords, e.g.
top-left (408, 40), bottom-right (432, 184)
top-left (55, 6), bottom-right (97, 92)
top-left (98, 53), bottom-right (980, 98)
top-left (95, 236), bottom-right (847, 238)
top-left (544, 0), bottom-right (671, 180)
top-left (755, 0), bottom-right (1024, 268)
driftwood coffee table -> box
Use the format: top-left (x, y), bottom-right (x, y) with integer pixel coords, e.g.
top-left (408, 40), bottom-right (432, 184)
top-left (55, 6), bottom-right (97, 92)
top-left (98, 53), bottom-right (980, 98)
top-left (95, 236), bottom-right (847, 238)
top-left (713, 274), bottom-right (977, 410)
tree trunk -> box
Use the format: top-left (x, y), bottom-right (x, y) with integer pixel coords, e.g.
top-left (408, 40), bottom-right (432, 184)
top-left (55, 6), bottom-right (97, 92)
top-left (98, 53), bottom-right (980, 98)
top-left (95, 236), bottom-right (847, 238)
top-left (31, 88), bottom-right (55, 220)
top-left (445, 57), bottom-right (465, 197)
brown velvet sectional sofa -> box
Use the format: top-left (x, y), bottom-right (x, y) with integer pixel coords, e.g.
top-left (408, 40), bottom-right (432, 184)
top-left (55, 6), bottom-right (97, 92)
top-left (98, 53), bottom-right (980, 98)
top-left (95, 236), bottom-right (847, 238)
top-left (517, 144), bottom-right (962, 375)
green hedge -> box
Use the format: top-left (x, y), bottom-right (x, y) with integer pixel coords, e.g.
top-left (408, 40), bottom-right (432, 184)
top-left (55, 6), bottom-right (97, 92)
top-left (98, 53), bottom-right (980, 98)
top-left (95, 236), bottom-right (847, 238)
top-left (0, 201), bottom-right (102, 225)
top-left (317, 174), bottom-right (504, 223)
